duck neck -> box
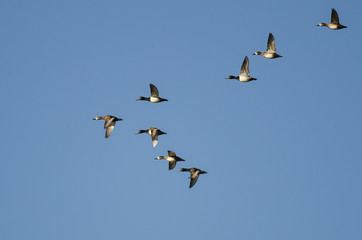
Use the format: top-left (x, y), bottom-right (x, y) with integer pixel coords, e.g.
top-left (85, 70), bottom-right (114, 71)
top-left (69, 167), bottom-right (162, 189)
top-left (137, 96), bottom-right (150, 101)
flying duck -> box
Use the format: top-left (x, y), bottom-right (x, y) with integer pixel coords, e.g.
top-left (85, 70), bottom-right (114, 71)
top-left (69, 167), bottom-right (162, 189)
top-left (253, 33), bottom-right (282, 59)
top-left (226, 56), bottom-right (257, 82)
top-left (93, 115), bottom-right (123, 138)
top-left (317, 8), bottom-right (347, 30)
top-left (136, 127), bottom-right (167, 147)
top-left (137, 84), bottom-right (168, 103)
top-left (155, 151), bottom-right (185, 170)
top-left (178, 168), bottom-right (207, 188)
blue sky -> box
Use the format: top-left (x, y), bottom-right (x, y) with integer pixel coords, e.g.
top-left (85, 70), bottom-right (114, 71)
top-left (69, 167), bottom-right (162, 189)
top-left (1, 0), bottom-right (362, 239)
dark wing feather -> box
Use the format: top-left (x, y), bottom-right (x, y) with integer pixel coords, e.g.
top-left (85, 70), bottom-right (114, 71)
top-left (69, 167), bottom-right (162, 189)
top-left (150, 84), bottom-right (159, 97)
top-left (331, 8), bottom-right (340, 24)
top-left (240, 56), bottom-right (250, 75)
top-left (266, 33), bottom-right (276, 53)
top-left (167, 150), bottom-right (176, 157)
top-left (169, 160), bottom-right (176, 170)
top-left (189, 175), bottom-right (199, 188)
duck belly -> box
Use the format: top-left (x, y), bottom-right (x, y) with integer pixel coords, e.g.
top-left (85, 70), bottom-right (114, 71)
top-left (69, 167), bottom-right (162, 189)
top-left (263, 53), bottom-right (275, 59)
top-left (328, 24), bottom-right (339, 30)
top-left (150, 97), bottom-right (161, 103)
top-left (238, 76), bottom-right (251, 82)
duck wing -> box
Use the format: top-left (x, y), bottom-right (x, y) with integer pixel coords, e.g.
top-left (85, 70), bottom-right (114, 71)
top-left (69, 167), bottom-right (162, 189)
top-left (104, 117), bottom-right (115, 128)
top-left (189, 174), bottom-right (199, 188)
top-left (169, 160), bottom-right (176, 170)
top-left (240, 56), bottom-right (250, 76)
top-left (167, 150), bottom-right (176, 157)
top-left (151, 133), bottom-right (158, 147)
top-left (150, 84), bottom-right (159, 97)
top-left (105, 121), bottom-right (115, 138)
top-left (266, 33), bottom-right (276, 53)
top-left (331, 8), bottom-right (340, 24)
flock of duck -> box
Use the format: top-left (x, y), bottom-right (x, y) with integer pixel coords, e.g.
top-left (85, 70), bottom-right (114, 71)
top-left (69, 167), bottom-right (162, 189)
top-left (93, 8), bottom-right (347, 189)
top-left (93, 83), bottom-right (207, 188)
top-left (227, 8), bottom-right (347, 82)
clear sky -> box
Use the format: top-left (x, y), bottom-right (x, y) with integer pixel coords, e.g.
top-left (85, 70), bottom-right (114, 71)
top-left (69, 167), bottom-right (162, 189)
top-left (1, 0), bottom-right (362, 239)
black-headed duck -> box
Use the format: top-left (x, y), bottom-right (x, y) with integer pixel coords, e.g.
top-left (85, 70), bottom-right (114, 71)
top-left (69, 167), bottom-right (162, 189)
top-left (137, 84), bottom-right (168, 103)
top-left (93, 115), bottom-right (123, 138)
top-left (136, 127), bottom-right (167, 147)
top-left (253, 33), bottom-right (282, 59)
top-left (226, 56), bottom-right (257, 82)
top-left (155, 151), bottom-right (185, 170)
top-left (317, 8), bottom-right (347, 30)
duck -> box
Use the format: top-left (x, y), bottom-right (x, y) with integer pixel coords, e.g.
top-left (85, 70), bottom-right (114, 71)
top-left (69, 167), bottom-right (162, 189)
top-left (93, 115), bottom-right (123, 138)
top-left (253, 33), bottom-right (282, 59)
top-left (317, 8), bottom-right (347, 30)
top-left (178, 168), bottom-right (207, 188)
top-left (226, 56), bottom-right (257, 82)
top-left (137, 84), bottom-right (168, 103)
top-left (136, 127), bottom-right (167, 147)
top-left (155, 151), bottom-right (185, 170)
